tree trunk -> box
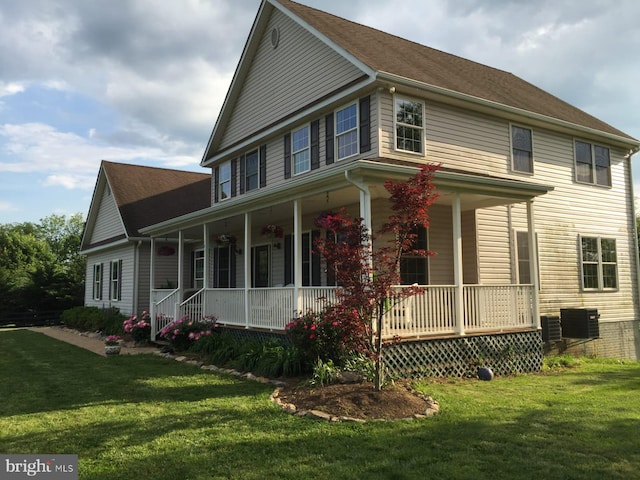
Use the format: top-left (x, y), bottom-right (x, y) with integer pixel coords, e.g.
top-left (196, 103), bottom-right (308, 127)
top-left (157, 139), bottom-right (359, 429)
top-left (373, 307), bottom-right (384, 391)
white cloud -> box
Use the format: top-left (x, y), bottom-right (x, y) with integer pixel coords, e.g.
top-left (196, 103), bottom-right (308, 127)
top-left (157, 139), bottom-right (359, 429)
top-left (0, 200), bottom-right (18, 212)
top-left (0, 122), bottom-right (202, 186)
top-left (0, 82), bottom-right (24, 97)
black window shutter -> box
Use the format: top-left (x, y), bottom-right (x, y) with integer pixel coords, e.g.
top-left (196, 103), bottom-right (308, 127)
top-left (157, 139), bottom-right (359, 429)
top-left (214, 167), bottom-right (220, 203)
top-left (99, 263), bottom-right (103, 300)
top-left (284, 134), bottom-right (291, 179)
top-left (311, 120), bottom-right (320, 170)
top-left (118, 259), bottom-right (122, 300)
top-left (359, 95), bottom-right (371, 153)
top-left (239, 155), bottom-right (246, 194)
top-left (260, 144), bottom-right (267, 187)
top-left (108, 262), bottom-right (112, 300)
top-left (231, 159), bottom-right (237, 198)
top-left (311, 230), bottom-right (321, 286)
top-left (325, 113), bottom-right (334, 165)
top-left (284, 234), bottom-right (293, 285)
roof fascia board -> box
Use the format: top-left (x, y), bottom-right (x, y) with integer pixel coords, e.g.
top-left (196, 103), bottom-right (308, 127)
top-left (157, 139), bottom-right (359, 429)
top-left (143, 159), bottom-right (551, 236)
top-left (378, 71), bottom-right (639, 150)
top-left (80, 238), bottom-right (133, 255)
top-left (200, 1), bottom-right (271, 166)
top-left (142, 165), bottom-right (355, 235)
top-left (353, 160), bottom-right (553, 198)
top-left (79, 166), bottom-right (105, 249)
top-left (269, 0), bottom-right (377, 80)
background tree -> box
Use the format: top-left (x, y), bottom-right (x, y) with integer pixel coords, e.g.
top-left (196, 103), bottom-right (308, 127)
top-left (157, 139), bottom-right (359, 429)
top-left (313, 164), bottom-right (439, 390)
top-left (0, 214), bottom-right (85, 315)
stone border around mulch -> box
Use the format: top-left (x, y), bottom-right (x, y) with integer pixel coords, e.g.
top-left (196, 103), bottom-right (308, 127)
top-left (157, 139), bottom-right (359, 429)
top-left (157, 351), bottom-right (440, 423)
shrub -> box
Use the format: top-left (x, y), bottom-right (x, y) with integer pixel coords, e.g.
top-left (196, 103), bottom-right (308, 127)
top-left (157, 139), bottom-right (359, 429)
top-left (123, 312), bottom-right (152, 343)
top-left (159, 315), bottom-right (217, 351)
top-left (60, 306), bottom-right (125, 334)
top-left (286, 305), bottom-right (368, 369)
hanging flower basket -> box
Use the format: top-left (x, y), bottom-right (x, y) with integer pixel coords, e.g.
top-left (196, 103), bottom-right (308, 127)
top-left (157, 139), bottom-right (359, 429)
top-left (260, 224), bottom-right (284, 238)
top-left (213, 234), bottom-right (236, 246)
top-left (158, 246), bottom-right (175, 256)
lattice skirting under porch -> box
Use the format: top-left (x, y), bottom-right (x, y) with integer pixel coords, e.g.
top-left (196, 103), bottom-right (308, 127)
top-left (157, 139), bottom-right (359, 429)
top-left (383, 330), bottom-right (543, 378)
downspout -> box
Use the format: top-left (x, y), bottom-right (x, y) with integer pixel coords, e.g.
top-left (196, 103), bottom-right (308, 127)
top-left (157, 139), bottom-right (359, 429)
top-left (626, 148), bottom-right (640, 322)
top-left (133, 240), bottom-right (142, 315)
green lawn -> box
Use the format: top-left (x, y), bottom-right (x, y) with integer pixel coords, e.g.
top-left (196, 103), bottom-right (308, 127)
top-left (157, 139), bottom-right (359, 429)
top-left (1, 329), bottom-right (639, 480)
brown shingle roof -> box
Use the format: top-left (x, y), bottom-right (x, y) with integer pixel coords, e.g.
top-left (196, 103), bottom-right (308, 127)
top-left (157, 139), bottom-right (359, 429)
top-left (277, 0), bottom-right (635, 141)
top-left (101, 161), bottom-right (210, 237)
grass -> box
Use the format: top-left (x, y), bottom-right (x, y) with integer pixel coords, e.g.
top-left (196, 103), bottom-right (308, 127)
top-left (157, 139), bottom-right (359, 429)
top-left (1, 330), bottom-right (640, 480)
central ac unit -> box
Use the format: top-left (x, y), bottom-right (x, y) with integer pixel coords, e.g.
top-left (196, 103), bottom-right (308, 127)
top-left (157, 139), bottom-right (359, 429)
top-left (560, 308), bottom-right (600, 339)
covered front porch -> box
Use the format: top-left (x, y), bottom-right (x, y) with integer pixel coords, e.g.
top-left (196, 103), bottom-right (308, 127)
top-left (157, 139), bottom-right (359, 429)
top-left (143, 160), bottom-right (551, 342)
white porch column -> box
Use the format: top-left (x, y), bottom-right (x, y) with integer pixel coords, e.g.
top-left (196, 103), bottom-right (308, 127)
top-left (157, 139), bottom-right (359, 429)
top-left (244, 212), bottom-right (252, 328)
top-left (452, 193), bottom-right (465, 335)
top-left (359, 185), bottom-right (373, 274)
top-left (527, 200), bottom-right (541, 329)
top-left (294, 199), bottom-right (302, 313)
top-left (177, 230), bottom-right (184, 320)
top-left (150, 236), bottom-right (156, 338)
top-left (204, 224), bottom-right (211, 289)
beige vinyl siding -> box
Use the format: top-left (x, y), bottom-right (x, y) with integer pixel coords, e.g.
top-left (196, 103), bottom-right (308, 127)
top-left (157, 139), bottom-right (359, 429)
top-left (475, 126), bottom-right (638, 324)
top-left (220, 9), bottom-right (365, 150)
top-left (84, 245), bottom-right (136, 315)
top-left (154, 242), bottom-right (179, 289)
top-left (90, 184), bottom-right (124, 243)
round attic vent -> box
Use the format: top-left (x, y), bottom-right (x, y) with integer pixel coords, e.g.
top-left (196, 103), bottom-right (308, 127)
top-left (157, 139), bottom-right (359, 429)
top-left (271, 28), bottom-right (280, 48)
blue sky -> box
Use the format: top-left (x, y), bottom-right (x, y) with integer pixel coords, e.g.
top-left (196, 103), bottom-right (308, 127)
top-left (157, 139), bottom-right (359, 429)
top-left (1, 0), bottom-right (640, 224)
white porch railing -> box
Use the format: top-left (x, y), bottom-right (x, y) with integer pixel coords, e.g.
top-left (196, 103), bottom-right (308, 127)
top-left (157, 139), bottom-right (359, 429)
top-left (152, 284), bottom-right (535, 339)
top-left (151, 288), bottom-right (180, 339)
top-left (464, 285), bottom-right (534, 333)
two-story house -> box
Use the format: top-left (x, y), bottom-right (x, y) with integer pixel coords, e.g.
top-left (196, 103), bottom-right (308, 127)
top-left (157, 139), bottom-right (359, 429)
top-left (84, 0), bottom-right (640, 375)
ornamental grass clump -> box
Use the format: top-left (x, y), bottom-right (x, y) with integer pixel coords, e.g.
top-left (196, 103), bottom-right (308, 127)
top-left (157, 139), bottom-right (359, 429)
top-left (123, 311), bottom-right (152, 344)
top-left (159, 315), bottom-right (218, 352)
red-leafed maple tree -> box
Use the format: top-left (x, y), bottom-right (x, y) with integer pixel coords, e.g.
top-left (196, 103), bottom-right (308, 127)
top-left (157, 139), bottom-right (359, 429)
top-left (312, 163), bottom-right (440, 390)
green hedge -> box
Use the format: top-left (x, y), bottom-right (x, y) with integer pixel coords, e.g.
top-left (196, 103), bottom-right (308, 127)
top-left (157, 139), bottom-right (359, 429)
top-left (60, 306), bottom-right (126, 335)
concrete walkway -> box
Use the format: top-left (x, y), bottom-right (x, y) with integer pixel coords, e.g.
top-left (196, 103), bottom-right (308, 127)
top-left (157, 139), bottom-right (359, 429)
top-left (29, 326), bottom-right (159, 357)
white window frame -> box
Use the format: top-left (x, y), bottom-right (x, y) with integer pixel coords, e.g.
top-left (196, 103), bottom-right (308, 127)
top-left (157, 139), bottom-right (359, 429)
top-left (93, 263), bottom-right (102, 300)
top-left (292, 125), bottom-right (310, 175)
top-left (574, 140), bottom-right (611, 187)
top-left (394, 95), bottom-right (425, 155)
top-left (219, 161), bottom-right (231, 200)
top-left (579, 235), bottom-right (618, 291)
top-left (514, 230), bottom-right (540, 287)
top-left (510, 124), bottom-right (534, 174)
top-left (335, 103), bottom-right (359, 161)
top-left (244, 149), bottom-right (260, 192)
top-left (193, 249), bottom-right (205, 289)
top-left (110, 260), bottom-right (121, 301)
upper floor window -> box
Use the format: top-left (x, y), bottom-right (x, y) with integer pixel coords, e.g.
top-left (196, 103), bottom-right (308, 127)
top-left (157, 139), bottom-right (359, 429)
top-left (580, 236), bottom-right (617, 291)
top-left (575, 141), bottom-right (611, 187)
top-left (511, 125), bottom-right (533, 173)
top-left (245, 150), bottom-right (259, 192)
top-left (395, 96), bottom-right (424, 154)
top-left (292, 125), bottom-right (310, 175)
top-left (219, 161), bottom-right (231, 200)
top-left (335, 103), bottom-right (358, 160)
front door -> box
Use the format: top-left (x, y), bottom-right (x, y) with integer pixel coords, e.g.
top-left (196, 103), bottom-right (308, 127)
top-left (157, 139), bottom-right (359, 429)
top-left (252, 245), bottom-right (270, 288)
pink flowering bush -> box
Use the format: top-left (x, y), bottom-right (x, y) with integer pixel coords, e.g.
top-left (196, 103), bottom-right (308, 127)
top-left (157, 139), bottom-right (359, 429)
top-left (123, 311), bottom-right (151, 343)
top-left (286, 305), bottom-right (367, 369)
top-left (159, 315), bottom-right (218, 352)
